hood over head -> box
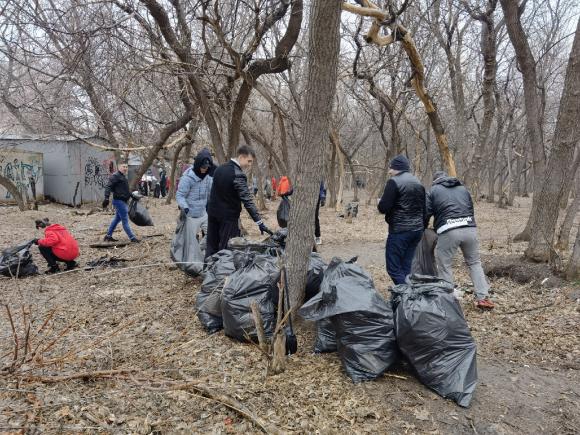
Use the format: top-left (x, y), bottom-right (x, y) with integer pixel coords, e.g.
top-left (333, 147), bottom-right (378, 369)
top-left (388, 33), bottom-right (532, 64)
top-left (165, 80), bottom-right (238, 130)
top-left (432, 170), bottom-right (462, 188)
top-left (193, 148), bottom-right (213, 178)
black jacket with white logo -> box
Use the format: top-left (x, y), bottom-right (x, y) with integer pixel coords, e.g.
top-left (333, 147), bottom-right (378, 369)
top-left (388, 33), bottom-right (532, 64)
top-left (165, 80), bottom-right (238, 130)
top-left (207, 160), bottom-right (261, 223)
top-left (378, 171), bottom-right (426, 233)
top-left (426, 176), bottom-right (476, 234)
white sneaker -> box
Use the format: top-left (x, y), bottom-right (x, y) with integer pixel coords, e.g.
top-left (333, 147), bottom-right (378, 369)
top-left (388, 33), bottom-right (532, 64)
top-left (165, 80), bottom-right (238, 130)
top-left (315, 237), bottom-right (322, 245)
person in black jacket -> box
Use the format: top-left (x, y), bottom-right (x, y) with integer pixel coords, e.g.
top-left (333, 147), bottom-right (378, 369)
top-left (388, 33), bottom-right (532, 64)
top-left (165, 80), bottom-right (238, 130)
top-left (378, 155), bottom-right (425, 284)
top-left (426, 171), bottom-right (494, 309)
top-left (102, 163), bottom-right (139, 243)
top-left (205, 145), bottom-right (272, 259)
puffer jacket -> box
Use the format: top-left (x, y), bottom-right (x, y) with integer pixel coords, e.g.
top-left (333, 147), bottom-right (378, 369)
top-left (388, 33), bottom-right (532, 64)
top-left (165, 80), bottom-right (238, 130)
top-left (207, 160), bottom-right (261, 222)
top-left (176, 167), bottom-right (213, 218)
top-left (104, 171), bottom-right (131, 202)
top-left (378, 171), bottom-right (425, 233)
top-left (426, 176), bottom-right (476, 234)
top-left (37, 224), bottom-right (79, 261)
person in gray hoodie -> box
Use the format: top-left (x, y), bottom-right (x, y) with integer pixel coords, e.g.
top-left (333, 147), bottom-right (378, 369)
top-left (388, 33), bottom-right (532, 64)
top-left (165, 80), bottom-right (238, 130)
top-left (426, 171), bottom-right (494, 309)
top-left (176, 148), bottom-right (214, 235)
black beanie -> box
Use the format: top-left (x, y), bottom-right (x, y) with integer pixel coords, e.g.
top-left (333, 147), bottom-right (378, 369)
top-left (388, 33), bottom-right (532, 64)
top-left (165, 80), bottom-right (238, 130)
top-left (389, 155), bottom-right (410, 172)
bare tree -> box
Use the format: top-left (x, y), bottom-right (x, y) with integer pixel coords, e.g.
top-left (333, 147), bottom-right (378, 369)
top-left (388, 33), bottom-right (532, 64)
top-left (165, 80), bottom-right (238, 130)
top-left (525, 18), bottom-right (580, 263)
top-left (286, 0), bottom-right (342, 308)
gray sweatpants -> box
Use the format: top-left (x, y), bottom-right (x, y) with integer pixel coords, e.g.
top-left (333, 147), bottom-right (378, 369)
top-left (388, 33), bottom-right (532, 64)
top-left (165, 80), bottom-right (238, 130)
top-left (435, 226), bottom-right (490, 300)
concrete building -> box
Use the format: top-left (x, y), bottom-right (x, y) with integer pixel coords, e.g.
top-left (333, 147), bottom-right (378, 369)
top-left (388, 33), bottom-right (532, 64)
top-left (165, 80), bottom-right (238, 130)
top-left (0, 134), bottom-right (116, 206)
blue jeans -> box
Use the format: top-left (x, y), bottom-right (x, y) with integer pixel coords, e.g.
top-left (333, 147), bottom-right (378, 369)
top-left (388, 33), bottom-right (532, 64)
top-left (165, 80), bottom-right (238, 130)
top-left (107, 199), bottom-right (136, 240)
top-left (386, 230), bottom-right (423, 285)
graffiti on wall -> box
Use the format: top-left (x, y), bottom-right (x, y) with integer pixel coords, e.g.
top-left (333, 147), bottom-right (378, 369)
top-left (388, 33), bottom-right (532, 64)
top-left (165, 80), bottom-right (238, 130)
top-left (84, 156), bottom-right (115, 189)
top-left (0, 155), bottom-right (42, 200)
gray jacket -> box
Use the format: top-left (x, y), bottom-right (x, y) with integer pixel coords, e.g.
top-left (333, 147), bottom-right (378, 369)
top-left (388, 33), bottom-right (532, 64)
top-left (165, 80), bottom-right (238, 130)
top-left (176, 167), bottom-right (213, 218)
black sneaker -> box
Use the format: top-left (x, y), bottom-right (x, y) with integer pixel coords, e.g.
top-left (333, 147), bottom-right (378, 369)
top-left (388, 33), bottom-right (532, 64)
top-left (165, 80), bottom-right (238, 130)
top-left (130, 238), bottom-right (141, 243)
top-left (44, 265), bottom-right (60, 274)
top-left (65, 261), bottom-right (78, 271)
top-left (104, 235), bottom-right (118, 242)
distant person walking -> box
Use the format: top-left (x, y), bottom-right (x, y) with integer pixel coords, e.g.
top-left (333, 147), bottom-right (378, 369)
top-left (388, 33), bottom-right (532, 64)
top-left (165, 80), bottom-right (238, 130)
top-left (205, 145), bottom-right (273, 259)
top-left (159, 170), bottom-right (167, 197)
top-left (176, 148), bottom-right (214, 236)
top-left (378, 155), bottom-right (425, 284)
top-left (426, 171), bottom-right (494, 309)
top-left (102, 163), bottom-right (140, 243)
top-left (33, 218), bottom-right (79, 274)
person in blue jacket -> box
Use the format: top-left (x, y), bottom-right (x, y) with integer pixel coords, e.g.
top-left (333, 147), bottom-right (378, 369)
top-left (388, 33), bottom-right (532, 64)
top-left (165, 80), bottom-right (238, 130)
top-left (176, 148), bottom-right (214, 236)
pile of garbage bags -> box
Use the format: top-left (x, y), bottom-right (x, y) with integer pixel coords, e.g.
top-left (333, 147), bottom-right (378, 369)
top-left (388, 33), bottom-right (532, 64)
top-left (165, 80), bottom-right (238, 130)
top-left (298, 258), bottom-right (478, 407)
top-left (0, 240), bottom-right (39, 278)
top-left (299, 258), bottom-right (398, 383)
top-left (391, 275), bottom-right (478, 407)
top-left (196, 244), bottom-right (326, 344)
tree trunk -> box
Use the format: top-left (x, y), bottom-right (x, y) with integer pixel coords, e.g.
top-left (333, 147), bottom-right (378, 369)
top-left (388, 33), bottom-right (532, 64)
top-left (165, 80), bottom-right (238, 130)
top-left (556, 182), bottom-right (580, 251)
top-left (243, 130), bottom-right (267, 211)
top-left (331, 130), bottom-right (346, 212)
top-left (500, 0), bottom-right (547, 241)
top-left (366, 155), bottom-right (389, 206)
top-left (129, 113), bottom-right (193, 191)
top-left (286, 0), bottom-right (341, 309)
top-left (328, 144), bottom-right (337, 208)
top-left (525, 18), bottom-right (580, 263)
top-left (0, 174), bottom-right (27, 211)
top-left (566, 225), bottom-right (580, 280)
top-left (165, 141), bottom-right (186, 205)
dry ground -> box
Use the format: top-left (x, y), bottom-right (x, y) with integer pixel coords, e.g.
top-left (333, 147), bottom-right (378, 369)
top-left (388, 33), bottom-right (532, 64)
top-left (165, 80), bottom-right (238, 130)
top-left (0, 193), bottom-right (579, 434)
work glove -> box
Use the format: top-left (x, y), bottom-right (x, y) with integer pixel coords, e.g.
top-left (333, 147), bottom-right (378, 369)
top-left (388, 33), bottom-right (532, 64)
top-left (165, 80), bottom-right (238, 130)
top-left (32, 239), bottom-right (39, 245)
top-left (257, 221), bottom-right (273, 236)
top-left (102, 199), bottom-right (109, 209)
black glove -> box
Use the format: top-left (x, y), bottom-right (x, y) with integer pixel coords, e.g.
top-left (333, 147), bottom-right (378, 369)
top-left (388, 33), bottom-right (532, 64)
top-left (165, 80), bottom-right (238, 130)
top-left (32, 239), bottom-right (39, 245)
top-left (102, 199), bottom-right (109, 209)
top-left (257, 221), bottom-right (273, 236)
top-left (184, 208), bottom-right (189, 215)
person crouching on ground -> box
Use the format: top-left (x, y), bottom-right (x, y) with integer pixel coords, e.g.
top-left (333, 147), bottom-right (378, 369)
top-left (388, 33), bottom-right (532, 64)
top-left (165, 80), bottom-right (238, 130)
top-left (426, 171), bottom-right (494, 309)
top-left (176, 148), bottom-right (214, 236)
top-left (33, 218), bottom-right (79, 274)
top-left (378, 155), bottom-right (426, 285)
top-left (205, 145), bottom-right (273, 259)
top-left (102, 162), bottom-right (140, 243)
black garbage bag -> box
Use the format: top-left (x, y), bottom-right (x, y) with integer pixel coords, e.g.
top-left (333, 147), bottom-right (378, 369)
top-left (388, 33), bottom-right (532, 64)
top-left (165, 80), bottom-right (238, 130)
top-left (411, 229), bottom-right (438, 276)
top-left (227, 237), bottom-right (278, 256)
top-left (390, 275), bottom-right (478, 407)
top-left (268, 228), bottom-right (288, 249)
top-left (305, 252), bottom-right (327, 302)
top-left (170, 211), bottom-right (204, 276)
top-left (299, 258), bottom-right (399, 381)
top-left (221, 253), bottom-right (280, 342)
top-left (314, 318), bottom-right (337, 353)
top-left (197, 250), bottom-right (236, 333)
top-left (128, 197), bottom-right (154, 226)
top-left (277, 196), bottom-right (290, 228)
top-left (0, 240), bottom-right (39, 278)
top-left (332, 307), bottom-right (398, 383)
